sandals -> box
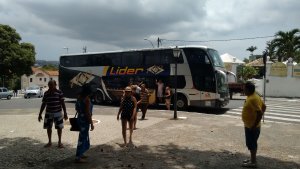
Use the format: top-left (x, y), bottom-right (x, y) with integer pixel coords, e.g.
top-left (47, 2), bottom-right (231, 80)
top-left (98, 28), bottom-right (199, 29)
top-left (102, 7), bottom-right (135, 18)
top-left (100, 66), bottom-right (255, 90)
top-left (44, 143), bottom-right (52, 148)
top-left (75, 158), bottom-right (87, 163)
top-left (242, 161), bottom-right (257, 168)
top-left (57, 143), bottom-right (64, 149)
top-left (243, 159), bottom-right (250, 163)
top-left (44, 143), bottom-right (64, 149)
top-left (81, 155), bottom-right (88, 159)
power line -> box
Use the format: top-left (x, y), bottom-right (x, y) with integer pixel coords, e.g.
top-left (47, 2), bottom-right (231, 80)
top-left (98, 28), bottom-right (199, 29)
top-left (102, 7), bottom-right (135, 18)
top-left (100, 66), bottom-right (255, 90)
top-left (161, 35), bottom-right (276, 43)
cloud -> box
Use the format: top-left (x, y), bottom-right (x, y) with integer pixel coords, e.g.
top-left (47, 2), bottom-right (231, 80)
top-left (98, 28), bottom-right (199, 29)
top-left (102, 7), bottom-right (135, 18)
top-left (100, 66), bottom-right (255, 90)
top-left (0, 0), bottom-right (299, 60)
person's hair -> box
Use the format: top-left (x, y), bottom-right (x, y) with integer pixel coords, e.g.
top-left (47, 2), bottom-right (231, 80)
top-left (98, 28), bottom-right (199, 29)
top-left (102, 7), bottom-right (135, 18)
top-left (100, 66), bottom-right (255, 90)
top-left (131, 85), bottom-right (137, 90)
top-left (48, 80), bottom-right (56, 86)
top-left (80, 83), bottom-right (92, 98)
top-left (245, 81), bottom-right (255, 94)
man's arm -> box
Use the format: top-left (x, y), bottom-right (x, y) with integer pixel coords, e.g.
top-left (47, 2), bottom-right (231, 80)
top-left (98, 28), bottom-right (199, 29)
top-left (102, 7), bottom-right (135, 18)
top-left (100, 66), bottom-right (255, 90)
top-left (251, 100), bottom-right (265, 129)
top-left (252, 110), bottom-right (263, 130)
top-left (262, 102), bottom-right (266, 114)
top-left (84, 98), bottom-right (94, 131)
top-left (61, 100), bottom-right (68, 120)
top-left (38, 103), bottom-right (46, 122)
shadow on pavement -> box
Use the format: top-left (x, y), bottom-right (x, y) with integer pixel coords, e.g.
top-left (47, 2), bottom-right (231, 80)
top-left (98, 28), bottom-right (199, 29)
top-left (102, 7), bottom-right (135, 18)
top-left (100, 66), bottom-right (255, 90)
top-left (0, 137), bottom-right (298, 169)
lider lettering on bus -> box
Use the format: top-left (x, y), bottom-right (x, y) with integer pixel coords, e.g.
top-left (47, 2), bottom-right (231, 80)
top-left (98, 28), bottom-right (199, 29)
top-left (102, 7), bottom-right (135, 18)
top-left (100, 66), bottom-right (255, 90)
top-left (109, 67), bottom-right (144, 75)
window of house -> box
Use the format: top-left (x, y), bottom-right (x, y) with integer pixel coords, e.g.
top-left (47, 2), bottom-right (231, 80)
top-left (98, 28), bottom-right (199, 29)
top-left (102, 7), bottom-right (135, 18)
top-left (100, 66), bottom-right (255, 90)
top-left (30, 78), bottom-right (33, 82)
top-left (44, 78), bottom-right (47, 82)
top-left (40, 78), bottom-right (42, 81)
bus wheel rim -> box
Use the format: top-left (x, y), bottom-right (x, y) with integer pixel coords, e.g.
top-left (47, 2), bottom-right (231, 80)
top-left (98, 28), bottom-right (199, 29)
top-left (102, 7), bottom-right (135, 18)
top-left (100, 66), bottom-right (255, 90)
top-left (177, 100), bottom-right (185, 108)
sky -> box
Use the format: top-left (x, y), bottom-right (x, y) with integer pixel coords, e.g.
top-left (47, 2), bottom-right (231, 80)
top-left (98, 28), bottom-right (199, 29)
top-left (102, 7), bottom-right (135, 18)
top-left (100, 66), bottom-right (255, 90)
top-left (1, 0), bottom-right (300, 61)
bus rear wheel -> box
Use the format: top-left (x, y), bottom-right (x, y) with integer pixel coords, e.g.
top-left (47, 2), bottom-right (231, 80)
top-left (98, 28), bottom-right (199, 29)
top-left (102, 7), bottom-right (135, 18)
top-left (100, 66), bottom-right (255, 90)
top-left (174, 95), bottom-right (187, 111)
top-left (94, 91), bottom-right (104, 105)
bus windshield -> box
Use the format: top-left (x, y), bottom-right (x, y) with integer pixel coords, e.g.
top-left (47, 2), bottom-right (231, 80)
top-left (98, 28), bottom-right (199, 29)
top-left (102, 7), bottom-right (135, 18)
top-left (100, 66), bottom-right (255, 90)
top-left (208, 49), bottom-right (224, 68)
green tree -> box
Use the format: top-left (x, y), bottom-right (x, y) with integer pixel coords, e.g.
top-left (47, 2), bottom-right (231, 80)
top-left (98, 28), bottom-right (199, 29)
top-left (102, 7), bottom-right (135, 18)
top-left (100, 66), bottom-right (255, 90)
top-left (0, 24), bottom-right (35, 87)
top-left (265, 41), bottom-right (277, 61)
top-left (271, 28), bottom-right (300, 61)
top-left (243, 58), bottom-right (249, 64)
top-left (295, 50), bottom-right (300, 63)
top-left (237, 65), bottom-right (258, 81)
top-left (41, 64), bottom-right (58, 71)
top-left (246, 46), bottom-right (257, 56)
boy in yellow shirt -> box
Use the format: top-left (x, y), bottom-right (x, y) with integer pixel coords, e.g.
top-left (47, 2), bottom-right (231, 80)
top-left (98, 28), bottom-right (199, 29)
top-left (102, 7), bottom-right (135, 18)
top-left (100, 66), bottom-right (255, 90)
top-left (242, 82), bottom-right (266, 168)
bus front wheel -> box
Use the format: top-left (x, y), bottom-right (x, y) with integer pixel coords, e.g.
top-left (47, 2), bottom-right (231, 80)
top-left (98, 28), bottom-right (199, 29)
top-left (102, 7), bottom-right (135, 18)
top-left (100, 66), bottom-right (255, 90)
top-left (94, 91), bottom-right (104, 105)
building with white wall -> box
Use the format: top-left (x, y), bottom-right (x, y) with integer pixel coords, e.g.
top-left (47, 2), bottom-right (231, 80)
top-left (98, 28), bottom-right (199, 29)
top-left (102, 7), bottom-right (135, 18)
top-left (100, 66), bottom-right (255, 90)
top-left (21, 67), bottom-right (59, 90)
top-left (221, 53), bottom-right (244, 82)
top-left (252, 61), bottom-right (300, 98)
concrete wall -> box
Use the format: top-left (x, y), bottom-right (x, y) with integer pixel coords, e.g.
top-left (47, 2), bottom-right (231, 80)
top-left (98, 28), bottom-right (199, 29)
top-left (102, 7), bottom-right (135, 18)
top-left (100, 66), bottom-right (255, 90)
top-left (252, 63), bottom-right (300, 98)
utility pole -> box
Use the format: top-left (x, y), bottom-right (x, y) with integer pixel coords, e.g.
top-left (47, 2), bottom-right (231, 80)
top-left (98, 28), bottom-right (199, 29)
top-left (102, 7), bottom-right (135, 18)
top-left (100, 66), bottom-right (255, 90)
top-left (157, 37), bottom-right (163, 48)
top-left (262, 50), bottom-right (268, 122)
top-left (83, 46), bottom-right (87, 53)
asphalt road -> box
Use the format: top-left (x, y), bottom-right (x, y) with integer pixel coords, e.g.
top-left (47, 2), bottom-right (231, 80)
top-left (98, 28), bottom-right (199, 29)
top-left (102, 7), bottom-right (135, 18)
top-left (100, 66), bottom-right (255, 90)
top-left (0, 97), bottom-right (244, 115)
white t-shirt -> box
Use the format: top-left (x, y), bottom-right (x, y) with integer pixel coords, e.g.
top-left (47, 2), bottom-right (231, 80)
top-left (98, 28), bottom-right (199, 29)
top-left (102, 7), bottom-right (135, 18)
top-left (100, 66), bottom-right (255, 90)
top-left (157, 82), bottom-right (164, 97)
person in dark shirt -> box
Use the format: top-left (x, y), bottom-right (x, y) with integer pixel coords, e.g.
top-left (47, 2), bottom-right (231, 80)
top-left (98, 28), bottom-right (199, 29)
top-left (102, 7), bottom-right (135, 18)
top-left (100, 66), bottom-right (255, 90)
top-left (117, 86), bottom-right (137, 147)
top-left (38, 80), bottom-right (68, 148)
top-left (75, 84), bottom-right (94, 163)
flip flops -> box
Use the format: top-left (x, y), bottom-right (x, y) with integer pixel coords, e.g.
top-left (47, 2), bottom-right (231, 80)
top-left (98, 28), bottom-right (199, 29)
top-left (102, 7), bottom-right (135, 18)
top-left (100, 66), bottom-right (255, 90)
top-left (57, 143), bottom-right (64, 149)
top-left (242, 161), bottom-right (257, 168)
top-left (44, 143), bottom-right (52, 148)
top-left (75, 158), bottom-right (87, 163)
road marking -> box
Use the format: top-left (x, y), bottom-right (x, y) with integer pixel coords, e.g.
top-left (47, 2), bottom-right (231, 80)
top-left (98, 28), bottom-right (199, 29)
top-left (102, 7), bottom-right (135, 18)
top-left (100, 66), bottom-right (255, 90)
top-left (226, 100), bottom-right (300, 124)
top-left (225, 111), bottom-right (300, 123)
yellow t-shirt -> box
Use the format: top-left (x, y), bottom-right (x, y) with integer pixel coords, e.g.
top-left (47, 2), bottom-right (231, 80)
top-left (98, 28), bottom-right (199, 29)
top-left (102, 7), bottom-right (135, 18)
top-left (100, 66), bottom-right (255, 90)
top-left (242, 93), bottom-right (264, 128)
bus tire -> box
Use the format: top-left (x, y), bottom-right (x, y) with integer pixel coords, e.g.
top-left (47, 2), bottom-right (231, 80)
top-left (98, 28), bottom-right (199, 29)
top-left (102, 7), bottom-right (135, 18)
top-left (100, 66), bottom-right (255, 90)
top-left (94, 91), bottom-right (104, 105)
top-left (174, 94), bottom-right (188, 111)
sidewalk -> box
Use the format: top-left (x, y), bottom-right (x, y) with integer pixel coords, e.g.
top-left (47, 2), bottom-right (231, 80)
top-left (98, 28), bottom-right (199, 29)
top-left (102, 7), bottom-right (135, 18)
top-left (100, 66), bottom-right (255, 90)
top-left (0, 108), bottom-right (299, 169)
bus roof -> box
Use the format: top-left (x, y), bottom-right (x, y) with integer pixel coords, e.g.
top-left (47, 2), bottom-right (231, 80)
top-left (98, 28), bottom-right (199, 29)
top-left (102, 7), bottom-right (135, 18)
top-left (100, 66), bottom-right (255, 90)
top-left (60, 45), bottom-right (210, 57)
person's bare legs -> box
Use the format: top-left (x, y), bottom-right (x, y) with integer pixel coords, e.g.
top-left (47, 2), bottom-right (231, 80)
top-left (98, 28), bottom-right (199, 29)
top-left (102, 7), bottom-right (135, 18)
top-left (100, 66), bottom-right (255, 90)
top-left (133, 112), bottom-right (138, 129)
top-left (45, 128), bottom-right (52, 147)
top-left (121, 120), bottom-right (127, 146)
top-left (57, 129), bottom-right (63, 148)
top-left (141, 105), bottom-right (148, 119)
top-left (129, 120), bottom-right (134, 143)
top-left (166, 99), bottom-right (170, 110)
top-left (250, 149), bottom-right (257, 164)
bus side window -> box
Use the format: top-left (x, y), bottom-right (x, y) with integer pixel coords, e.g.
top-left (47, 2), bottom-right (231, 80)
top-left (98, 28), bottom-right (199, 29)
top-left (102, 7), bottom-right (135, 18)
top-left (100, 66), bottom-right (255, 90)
top-left (122, 52), bottom-right (142, 66)
top-left (109, 53), bottom-right (122, 66)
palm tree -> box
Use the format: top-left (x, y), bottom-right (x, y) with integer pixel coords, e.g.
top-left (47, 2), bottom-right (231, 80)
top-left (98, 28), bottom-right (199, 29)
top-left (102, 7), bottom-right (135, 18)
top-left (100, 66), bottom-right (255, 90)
top-left (265, 41), bottom-right (276, 61)
top-left (271, 28), bottom-right (300, 61)
top-left (246, 46), bottom-right (257, 56)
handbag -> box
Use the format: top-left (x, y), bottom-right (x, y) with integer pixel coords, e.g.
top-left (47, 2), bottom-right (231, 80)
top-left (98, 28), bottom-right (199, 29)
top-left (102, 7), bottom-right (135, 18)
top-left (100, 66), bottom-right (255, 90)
top-left (69, 112), bottom-right (80, 131)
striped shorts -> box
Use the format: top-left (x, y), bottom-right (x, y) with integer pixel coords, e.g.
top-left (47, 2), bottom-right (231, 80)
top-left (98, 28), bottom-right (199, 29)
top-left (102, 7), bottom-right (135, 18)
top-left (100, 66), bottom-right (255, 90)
top-left (43, 112), bottom-right (64, 129)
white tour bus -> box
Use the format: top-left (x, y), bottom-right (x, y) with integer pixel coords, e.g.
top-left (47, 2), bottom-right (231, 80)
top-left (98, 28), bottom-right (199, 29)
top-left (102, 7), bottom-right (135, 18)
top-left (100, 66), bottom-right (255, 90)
top-left (59, 46), bottom-right (229, 109)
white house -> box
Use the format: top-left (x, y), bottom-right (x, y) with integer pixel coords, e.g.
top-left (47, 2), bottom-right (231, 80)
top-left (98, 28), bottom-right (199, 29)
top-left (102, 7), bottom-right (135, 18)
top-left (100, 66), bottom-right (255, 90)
top-left (221, 53), bottom-right (244, 82)
top-left (21, 67), bottom-right (59, 90)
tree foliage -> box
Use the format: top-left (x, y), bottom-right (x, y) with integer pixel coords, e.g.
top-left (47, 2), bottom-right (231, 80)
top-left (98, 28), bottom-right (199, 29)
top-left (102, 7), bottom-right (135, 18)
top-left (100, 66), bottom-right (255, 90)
top-left (270, 28), bottom-right (300, 61)
top-left (237, 65), bottom-right (258, 81)
top-left (0, 24), bottom-right (35, 78)
top-left (41, 64), bottom-right (58, 71)
top-left (246, 46), bottom-right (257, 56)
top-left (243, 58), bottom-right (249, 64)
